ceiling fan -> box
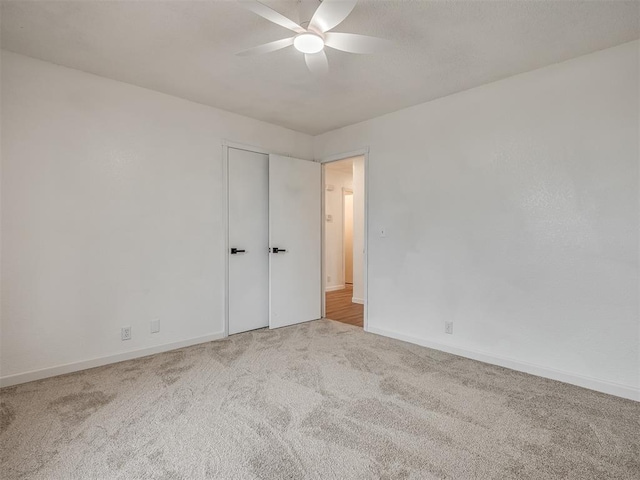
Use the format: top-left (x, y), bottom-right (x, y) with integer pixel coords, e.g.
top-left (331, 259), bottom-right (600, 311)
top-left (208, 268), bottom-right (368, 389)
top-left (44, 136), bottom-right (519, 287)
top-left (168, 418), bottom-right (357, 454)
top-left (237, 0), bottom-right (389, 75)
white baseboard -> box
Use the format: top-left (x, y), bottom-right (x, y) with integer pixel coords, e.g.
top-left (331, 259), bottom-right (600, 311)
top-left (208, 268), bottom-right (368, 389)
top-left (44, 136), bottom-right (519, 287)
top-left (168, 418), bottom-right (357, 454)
top-left (366, 326), bottom-right (639, 402)
top-left (352, 297), bottom-right (365, 304)
top-left (0, 331), bottom-right (226, 388)
top-left (325, 285), bottom-right (346, 292)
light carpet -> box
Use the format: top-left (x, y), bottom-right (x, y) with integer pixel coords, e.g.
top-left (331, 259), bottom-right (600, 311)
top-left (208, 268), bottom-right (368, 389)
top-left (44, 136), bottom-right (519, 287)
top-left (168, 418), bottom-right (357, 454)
top-left (1, 319), bottom-right (639, 479)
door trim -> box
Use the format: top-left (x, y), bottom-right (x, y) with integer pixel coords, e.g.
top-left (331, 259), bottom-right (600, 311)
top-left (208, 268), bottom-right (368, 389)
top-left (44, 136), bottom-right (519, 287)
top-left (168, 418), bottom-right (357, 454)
top-left (319, 147), bottom-right (369, 331)
top-left (222, 144), bottom-right (229, 338)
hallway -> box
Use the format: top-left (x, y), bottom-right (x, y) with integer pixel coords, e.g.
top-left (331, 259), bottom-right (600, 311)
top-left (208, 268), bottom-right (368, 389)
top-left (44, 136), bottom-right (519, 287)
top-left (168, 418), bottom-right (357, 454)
top-left (325, 285), bottom-right (363, 328)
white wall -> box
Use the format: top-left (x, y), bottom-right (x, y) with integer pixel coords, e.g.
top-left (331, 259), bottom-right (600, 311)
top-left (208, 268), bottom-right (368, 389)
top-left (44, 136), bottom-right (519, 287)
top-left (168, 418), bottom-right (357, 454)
top-left (3, 42), bottom-right (639, 400)
top-left (0, 51), bottom-right (313, 384)
top-left (324, 168), bottom-right (353, 290)
top-left (315, 41), bottom-right (640, 400)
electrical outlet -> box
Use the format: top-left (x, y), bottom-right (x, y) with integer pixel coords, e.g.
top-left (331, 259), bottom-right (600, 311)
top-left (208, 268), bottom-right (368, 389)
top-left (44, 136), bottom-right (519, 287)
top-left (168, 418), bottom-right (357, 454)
top-left (121, 326), bottom-right (131, 341)
top-left (445, 322), bottom-right (453, 335)
top-left (327, 276), bottom-right (331, 282)
top-left (150, 319), bottom-right (160, 334)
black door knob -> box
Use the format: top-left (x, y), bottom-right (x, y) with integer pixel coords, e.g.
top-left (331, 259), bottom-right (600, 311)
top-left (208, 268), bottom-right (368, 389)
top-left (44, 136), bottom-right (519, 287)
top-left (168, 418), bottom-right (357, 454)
top-left (230, 248), bottom-right (246, 254)
top-left (271, 247), bottom-right (287, 253)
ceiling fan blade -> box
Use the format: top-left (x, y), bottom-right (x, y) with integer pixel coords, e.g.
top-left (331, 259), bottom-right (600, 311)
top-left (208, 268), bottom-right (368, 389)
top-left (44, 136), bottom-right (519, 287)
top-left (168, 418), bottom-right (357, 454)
top-left (239, 0), bottom-right (305, 33)
top-left (304, 51), bottom-right (329, 75)
top-left (236, 37), bottom-right (295, 56)
top-left (308, 0), bottom-right (357, 33)
top-left (324, 32), bottom-right (390, 54)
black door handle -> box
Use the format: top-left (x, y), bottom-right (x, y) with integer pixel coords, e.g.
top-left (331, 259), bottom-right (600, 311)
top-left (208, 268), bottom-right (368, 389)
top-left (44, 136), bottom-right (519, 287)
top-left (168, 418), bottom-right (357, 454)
top-left (271, 247), bottom-right (287, 253)
top-left (230, 248), bottom-right (246, 254)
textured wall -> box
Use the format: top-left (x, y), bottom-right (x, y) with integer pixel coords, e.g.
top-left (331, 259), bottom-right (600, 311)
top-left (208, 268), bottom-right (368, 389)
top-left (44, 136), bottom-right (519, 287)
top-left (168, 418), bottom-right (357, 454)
top-left (314, 41), bottom-right (640, 398)
top-left (1, 51), bottom-right (313, 379)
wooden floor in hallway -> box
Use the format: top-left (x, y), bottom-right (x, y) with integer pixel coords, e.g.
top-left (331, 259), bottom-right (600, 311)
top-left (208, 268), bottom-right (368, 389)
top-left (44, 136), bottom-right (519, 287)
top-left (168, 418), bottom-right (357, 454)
top-left (325, 284), bottom-right (363, 328)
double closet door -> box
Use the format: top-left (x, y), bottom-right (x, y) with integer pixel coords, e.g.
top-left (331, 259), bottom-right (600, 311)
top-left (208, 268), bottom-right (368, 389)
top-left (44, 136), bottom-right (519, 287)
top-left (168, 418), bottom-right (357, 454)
top-left (227, 148), bottom-right (321, 335)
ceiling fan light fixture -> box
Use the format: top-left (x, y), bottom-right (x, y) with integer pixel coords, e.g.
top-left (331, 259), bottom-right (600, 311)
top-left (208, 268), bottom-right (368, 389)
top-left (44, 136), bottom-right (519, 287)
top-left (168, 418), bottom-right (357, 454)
top-left (293, 32), bottom-right (324, 54)
top-left (238, 0), bottom-right (387, 74)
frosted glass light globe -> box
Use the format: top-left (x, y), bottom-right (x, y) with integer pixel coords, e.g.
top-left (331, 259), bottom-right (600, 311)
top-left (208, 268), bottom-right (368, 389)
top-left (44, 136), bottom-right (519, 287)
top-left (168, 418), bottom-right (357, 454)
top-left (294, 33), bottom-right (325, 54)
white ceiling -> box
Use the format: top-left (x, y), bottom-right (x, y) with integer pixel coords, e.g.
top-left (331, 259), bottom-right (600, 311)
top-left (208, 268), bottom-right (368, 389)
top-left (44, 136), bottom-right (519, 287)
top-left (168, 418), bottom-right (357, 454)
top-left (2, 0), bottom-right (638, 135)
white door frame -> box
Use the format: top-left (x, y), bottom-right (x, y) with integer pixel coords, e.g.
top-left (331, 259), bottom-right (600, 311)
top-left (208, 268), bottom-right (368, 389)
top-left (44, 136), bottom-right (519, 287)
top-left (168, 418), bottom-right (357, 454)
top-left (320, 147), bottom-right (369, 331)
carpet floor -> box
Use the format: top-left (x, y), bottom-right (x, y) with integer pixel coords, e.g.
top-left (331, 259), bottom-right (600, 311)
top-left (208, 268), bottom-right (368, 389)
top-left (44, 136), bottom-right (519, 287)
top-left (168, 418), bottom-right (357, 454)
top-left (1, 319), bottom-right (638, 479)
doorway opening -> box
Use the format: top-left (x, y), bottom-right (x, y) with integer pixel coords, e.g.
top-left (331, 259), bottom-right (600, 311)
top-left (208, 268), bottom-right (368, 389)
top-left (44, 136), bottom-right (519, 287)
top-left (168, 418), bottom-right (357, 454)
top-left (322, 155), bottom-right (365, 328)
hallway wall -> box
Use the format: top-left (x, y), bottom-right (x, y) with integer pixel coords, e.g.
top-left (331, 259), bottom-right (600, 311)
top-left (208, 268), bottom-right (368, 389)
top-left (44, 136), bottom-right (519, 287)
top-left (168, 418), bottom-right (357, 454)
top-left (324, 168), bottom-right (353, 291)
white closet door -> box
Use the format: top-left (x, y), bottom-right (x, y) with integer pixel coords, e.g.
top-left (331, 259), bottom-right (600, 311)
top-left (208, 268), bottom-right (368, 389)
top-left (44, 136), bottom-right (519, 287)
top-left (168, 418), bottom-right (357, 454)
top-left (269, 154), bottom-right (322, 329)
top-left (228, 148), bottom-right (269, 334)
